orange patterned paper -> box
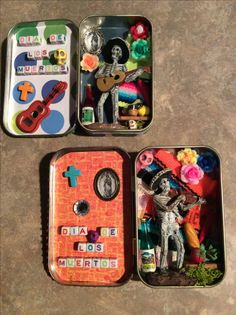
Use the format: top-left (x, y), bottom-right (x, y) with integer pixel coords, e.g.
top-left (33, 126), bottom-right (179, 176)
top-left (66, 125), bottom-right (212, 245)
top-left (49, 149), bottom-right (133, 286)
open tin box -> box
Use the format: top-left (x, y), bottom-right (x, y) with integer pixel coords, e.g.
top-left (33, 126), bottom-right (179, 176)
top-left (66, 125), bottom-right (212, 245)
top-left (3, 19), bottom-right (78, 136)
top-left (3, 16), bottom-right (153, 136)
top-left (48, 146), bottom-right (225, 287)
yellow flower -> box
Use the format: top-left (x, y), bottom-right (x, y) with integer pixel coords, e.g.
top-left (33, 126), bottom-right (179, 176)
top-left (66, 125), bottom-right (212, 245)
top-left (177, 148), bottom-right (199, 165)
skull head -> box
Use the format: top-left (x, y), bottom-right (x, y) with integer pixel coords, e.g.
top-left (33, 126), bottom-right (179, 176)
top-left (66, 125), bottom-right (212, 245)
top-left (159, 177), bottom-right (170, 193)
top-left (111, 45), bottom-right (122, 61)
top-left (129, 120), bottom-right (137, 129)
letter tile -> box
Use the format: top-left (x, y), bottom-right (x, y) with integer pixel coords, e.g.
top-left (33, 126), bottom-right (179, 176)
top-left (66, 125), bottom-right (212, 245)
top-left (66, 258), bottom-right (75, 267)
top-left (78, 226), bottom-right (88, 236)
top-left (100, 227), bottom-right (109, 237)
top-left (101, 258), bottom-right (109, 268)
top-left (109, 259), bottom-right (118, 268)
top-left (109, 228), bottom-right (118, 237)
top-left (86, 243), bottom-right (95, 252)
top-left (92, 258), bottom-right (101, 268)
top-left (75, 258), bottom-right (84, 268)
top-left (70, 226), bottom-right (79, 235)
top-left (58, 258), bottom-right (67, 267)
top-left (61, 226), bottom-right (70, 235)
top-left (77, 242), bottom-right (86, 252)
top-left (95, 243), bottom-right (104, 252)
top-left (84, 258), bottom-right (92, 268)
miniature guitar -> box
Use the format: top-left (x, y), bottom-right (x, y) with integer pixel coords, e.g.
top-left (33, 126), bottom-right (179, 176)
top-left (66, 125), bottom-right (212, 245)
top-left (96, 66), bottom-right (151, 92)
top-left (16, 81), bottom-right (68, 133)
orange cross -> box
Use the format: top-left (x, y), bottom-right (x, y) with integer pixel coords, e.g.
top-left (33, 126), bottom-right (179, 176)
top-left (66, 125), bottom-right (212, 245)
top-left (18, 82), bottom-right (34, 101)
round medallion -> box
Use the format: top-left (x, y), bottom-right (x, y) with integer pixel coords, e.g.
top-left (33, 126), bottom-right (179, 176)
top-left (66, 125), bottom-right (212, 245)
top-left (94, 168), bottom-right (120, 201)
top-left (81, 28), bottom-right (104, 55)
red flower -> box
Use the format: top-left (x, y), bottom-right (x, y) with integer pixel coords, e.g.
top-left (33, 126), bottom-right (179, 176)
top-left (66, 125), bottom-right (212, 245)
top-left (130, 22), bottom-right (149, 40)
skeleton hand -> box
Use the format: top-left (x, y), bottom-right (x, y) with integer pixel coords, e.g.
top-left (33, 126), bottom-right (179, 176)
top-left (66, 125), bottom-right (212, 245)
top-left (177, 195), bottom-right (186, 202)
top-left (197, 197), bottom-right (206, 205)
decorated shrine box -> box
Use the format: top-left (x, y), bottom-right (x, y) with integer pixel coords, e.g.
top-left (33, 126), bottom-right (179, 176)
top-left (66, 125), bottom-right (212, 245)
top-left (3, 16), bottom-right (153, 137)
top-left (78, 16), bottom-right (153, 135)
top-left (48, 146), bottom-right (225, 287)
top-left (3, 20), bottom-right (78, 136)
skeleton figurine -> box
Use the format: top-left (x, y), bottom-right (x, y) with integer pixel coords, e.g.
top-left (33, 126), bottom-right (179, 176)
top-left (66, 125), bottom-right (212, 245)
top-left (151, 169), bottom-right (205, 272)
top-left (152, 170), bottom-right (185, 272)
top-left (95, 38), bottom-right (144, 124)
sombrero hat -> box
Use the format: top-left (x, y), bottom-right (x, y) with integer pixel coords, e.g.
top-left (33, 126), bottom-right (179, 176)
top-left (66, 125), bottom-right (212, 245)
top-left (102, 37), bottom-right (130, 64)
top-left (138, 168), bottom-right (172, 191)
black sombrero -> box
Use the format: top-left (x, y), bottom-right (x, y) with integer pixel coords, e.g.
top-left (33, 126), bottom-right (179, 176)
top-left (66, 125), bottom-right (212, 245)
top-left (102, 37), bottom-right (130, 64)
top-left (138, 168), bottom-right (172, 191)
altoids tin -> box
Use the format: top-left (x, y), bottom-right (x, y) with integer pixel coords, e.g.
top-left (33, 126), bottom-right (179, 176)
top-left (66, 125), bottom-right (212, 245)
top-left (48, 146), bottom-right (225, 287)
top-left (78, 16), bottom-right (153, 135)
top-left (3, 20), bottom-right (78, 136)
top-left (3, 16), bottom-right (153, 137)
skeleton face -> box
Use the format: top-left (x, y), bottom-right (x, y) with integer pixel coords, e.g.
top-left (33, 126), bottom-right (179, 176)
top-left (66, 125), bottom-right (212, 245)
top-left (159, 177), bottom-right (170, 192)
top-left (111, 45), bottom-right (122, 61)
top-left (129, 120), bottom-right (137, 129)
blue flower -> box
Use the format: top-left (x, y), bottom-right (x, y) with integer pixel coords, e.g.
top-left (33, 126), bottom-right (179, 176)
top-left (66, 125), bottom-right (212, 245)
top-left (197, 152), bottom-right (217, 173)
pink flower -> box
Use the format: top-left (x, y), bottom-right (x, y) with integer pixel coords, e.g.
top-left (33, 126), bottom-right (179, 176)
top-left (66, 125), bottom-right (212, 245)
top-left (130, 22), bottom-right (149, 40)
top-left (180, 164), bottom-right (204, 185)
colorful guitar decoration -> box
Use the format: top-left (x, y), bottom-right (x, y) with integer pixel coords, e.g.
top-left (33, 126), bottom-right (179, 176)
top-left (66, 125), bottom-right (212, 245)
top-left (16, 81), bottom-right (68, 133)
top-left (96, 67), bottom-right (151, 92)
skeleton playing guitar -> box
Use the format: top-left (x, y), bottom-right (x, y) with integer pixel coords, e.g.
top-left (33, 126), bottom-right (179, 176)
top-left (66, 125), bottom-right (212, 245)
top-left (96, 66), bottom-right (151, 92)
top-left (16, 81), bottom-right (68, 133)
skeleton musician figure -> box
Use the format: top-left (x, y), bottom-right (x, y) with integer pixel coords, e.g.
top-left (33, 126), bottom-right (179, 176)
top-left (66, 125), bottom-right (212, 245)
top-left (139, 168), bottom-right (205, 273)
top-left (95, 37), bottom-right (146, 124)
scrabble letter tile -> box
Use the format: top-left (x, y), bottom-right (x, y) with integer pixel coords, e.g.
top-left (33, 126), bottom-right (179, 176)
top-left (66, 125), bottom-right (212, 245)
top-left (41, 49), bottom-right (49, 59)
top-left (16, 66), bottom-right (25, 75)
top-left (49, 34), bottom-right (57, 44)
top-left (84, 258), bottom-right (92, 268)
top-left (24, 65), bottom-right (31, 75)
top-left (57, 34), bottom-right (66, 43)
top-left (34, 50), bottom-right (42, 60)
top-left (60, 65), bottom-right (68, 74)
top-left (109, 259), bottom-right (118, 268)
top-left (92, 258), bottom-right (100, 268)
top-left (67, 258), bottom-right (75, 267)
top-left (18, 36), bottom-right (26, 46)
top-left (70, 226), bottom-right (79, 235)
top-left (77, 242), bottom-right (86, 252)
top-left (101, 258), bottom-right (109, 268)
top-left (86, 243), bottom-right (95, 252)
top-left (45, 65), bottom-right (53, 74)
top-left (109, 228), bottom-right (118, 237)
top-left (61, 226), bottom-right (70, 235)
top-left (27, 51), bottom-right (35, 60)
top-left (31, 65), bottom-right (38, 75)
top-left (75, 258), bottom-right (84, 268)
top-left (26, 36), bottom-right (33, 46)
top-left (100, 227), bottom-right (109, 237)
top-left (78, 226), bottom-right (88, 236)
top-left (58, 258), bottom-right (67, 267)
top-left (95, 243), bottom-right (104, 252)
top-left (38, 65), bottom-right (45, 74)
top-left (33, 35), bottom-right (41, 45)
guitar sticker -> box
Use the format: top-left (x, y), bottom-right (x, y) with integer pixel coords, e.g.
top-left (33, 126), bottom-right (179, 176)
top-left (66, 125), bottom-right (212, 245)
top-left (16, 81), bottom-right (68, 133)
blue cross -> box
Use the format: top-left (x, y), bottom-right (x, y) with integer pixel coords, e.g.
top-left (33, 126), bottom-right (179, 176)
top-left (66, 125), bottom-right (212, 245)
top-left (63, 166), bottom-right (81, 187)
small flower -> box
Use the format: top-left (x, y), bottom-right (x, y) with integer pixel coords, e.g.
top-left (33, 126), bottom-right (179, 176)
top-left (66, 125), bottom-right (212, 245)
top-left (177, 148), bottom-right (199, 165)
top-left (80, 53), bottom-right (99, 72)
top-left (181, 164), bottom-right (204, 185)
top-left (197, 152), bottom-right (217, 173)
top-left (131, 39), bottom-right (150, 61)
top-left (130, 22), bottom-right (149, 40)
